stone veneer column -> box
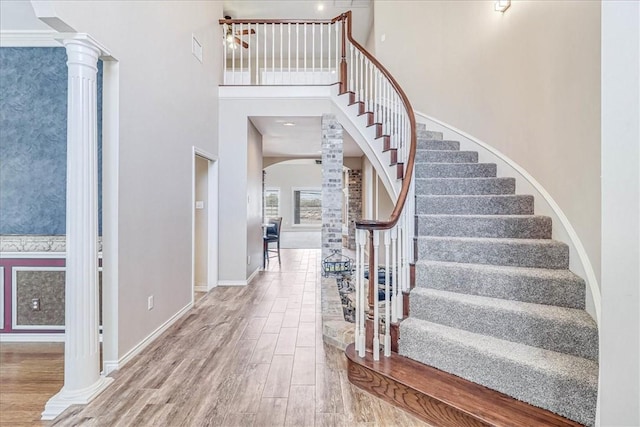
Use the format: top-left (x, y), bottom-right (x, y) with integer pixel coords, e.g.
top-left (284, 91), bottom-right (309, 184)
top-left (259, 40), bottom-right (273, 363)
top-left (321, 114), bottom-right (344, 261)
top-left (347, 169), bottom-right (362, 250)
top-left (42, 36), bottom-right (113, 420)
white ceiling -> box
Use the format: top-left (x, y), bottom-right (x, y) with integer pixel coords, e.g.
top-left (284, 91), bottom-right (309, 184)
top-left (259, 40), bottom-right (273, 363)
top-left (251, 116), bottom-right (364, 158)
top-left (222, 0), bottom-right (373, 45)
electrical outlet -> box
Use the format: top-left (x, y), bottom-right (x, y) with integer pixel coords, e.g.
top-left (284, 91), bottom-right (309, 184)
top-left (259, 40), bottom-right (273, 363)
top-left (31, 298), bottom-right (41, 311)
top-left (247, 255), bottom-right (251, 265)
top-left (147, 295), bottom-right (154, 310)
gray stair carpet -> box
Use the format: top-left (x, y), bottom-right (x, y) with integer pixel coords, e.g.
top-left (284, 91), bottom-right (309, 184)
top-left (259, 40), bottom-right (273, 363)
top-left (398, 131), bottom-right (598, 425)
top-left (399, 319), bottom-right (598, 427)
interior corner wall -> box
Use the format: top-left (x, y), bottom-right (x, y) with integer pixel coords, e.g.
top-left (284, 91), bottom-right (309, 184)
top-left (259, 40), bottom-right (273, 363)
top-left (373, 0), bottom-right (602, 284)
top-left (49, 0), bottom-right (223, 357)
top-left (246, 121), bottom-right (263, 277)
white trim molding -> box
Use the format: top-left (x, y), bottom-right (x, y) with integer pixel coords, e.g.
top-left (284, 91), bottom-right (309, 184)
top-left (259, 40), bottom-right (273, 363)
top-left (0, 30), bottom-right (60, 47)
top-left (415, 111), bottom-right (601, 324)
top-left (41, 376), bottom-right (114, 420)
top-left (218, 267), bottom-right (260, 287)
top-left (0, 267), bottom-right (3, 330)
top-left (0, 333), bottom-right (65, 342)
top-left (11, 266), bottom-right (66, 331)
top-left (102, 302), bottom-right (193, 376)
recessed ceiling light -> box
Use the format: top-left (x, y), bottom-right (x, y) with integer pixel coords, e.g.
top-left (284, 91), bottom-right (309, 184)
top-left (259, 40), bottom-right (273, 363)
top-left (283, 122), bottom-right (296, 127)
top-left (317, 3), bottom-right (325, 11)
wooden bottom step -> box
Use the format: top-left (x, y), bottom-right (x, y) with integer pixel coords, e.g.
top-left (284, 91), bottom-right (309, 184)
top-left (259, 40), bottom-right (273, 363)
top-left (345, 343), bottom-right (583, 427)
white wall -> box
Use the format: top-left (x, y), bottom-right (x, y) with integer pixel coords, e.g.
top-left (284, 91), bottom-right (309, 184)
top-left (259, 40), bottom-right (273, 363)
top-left (194, 156), bottom-right (208, 289)
top-left (373, 0), bottom-right (602, 284)
top-left (264, 160), bottom-right (322, 232)
top-left (599, 2), bottom-right (640, 425)
top-left (47, 0), bottom-right (222, 357)
top-left (247, 121), bottom-right (263, 277)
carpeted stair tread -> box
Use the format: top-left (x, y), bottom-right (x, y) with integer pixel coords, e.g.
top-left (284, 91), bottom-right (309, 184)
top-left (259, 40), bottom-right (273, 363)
top-left (417, 236), bottom-right (569, 269)
top-left (409, 288), bottom-right (598, 360)
top-left (416, 162), bottom-right (496, 178)
top-left (416, 139), bottom-right (460, 151)
top-left (417, 214), bottom-right (552, 239)
top-left (416, 177), bottom-right (516, 195)
top-left (416, 130), bottom-right (444, 141)
top-left (398, 319), bottom-right (598, 426)
top-left (417, 194), bottom-right (534, 215)
top-left (415, 260), bottom-right (586, 309)
top-left (416, 149), bottom-right (478, 163)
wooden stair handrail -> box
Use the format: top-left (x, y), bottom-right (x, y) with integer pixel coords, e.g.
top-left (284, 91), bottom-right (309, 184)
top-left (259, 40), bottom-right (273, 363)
top-left (339, 11), bottom-right (417, 233)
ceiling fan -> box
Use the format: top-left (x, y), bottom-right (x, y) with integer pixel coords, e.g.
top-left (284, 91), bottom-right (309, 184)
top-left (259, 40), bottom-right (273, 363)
top-left (224, 15), bottom-right (255, 49)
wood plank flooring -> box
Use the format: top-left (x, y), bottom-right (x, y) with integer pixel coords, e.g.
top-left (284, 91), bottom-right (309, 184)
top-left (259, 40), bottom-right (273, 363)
top-left (0, 342), bottom-right (63, 427)
top-left (2, 249), bottom-right (431, 426)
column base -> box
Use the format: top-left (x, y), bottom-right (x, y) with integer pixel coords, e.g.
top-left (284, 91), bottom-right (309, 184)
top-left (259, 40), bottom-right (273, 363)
top-left (41, 376), bottom-right (114, 420)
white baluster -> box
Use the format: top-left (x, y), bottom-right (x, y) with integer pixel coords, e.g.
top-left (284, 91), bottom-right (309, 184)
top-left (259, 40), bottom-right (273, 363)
top-left (280, 23), bottom-right (283, 84)
top-left (288, 23), bottom-right (291, 83)
top-left (223, 26), bottom-right (227, 84)
top-left (357, 229), bottom-right (366, 357)
top-left (240, 23), bottom-right (244, 85)
top-left (372, 230), bottom-right (380, 361)
top-left (335, 23), bottom-right (339, 79)
top-left (327, 23), bottom-right (331, 82)
top-left (320, 23), bottom-right (323, 82)
top-left (271, 23), bottom-right (275, 84)
top-left (384, 230), bottom-right (391, 357)
top-left (312, 24), bottom-right (315, 84)
top-left (263, 23), bottom-right (267, 85)
top-left (255, 23), bottom-right (259, 84)
top-left (349, 44), bottom-right (354, 94)
top-left (304, 23), bottom-right (307, 83)
top-left (391, 226), bottom-right (399, 322)
top-left (355, 227), bottom-right (362, 355)
top-left (296, 23), bottom-right (299, 75)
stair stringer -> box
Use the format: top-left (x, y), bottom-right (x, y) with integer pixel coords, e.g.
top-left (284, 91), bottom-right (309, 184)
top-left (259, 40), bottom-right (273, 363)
top-left (414, 111), bottom-right (601, 325)
top-left (330, 88), bottom-right (401, 201)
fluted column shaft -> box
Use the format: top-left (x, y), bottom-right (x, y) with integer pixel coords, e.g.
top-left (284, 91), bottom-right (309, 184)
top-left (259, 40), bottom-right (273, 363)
top-left (63, 38), bottom-right (101, 391)
top-left (42, 36), bottom-right (112, 421)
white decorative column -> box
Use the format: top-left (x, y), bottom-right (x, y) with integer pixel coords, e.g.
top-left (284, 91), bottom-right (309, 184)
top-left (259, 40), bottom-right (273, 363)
top-left (42, 35), bottom-right (113, 420)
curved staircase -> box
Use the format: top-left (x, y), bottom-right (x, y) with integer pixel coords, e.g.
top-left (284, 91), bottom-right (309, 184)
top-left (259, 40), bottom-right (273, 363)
top-left (348, 123), bottom-right (599, 427)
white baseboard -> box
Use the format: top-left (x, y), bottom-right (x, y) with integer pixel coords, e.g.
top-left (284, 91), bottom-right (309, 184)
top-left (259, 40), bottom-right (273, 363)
top-left (104, 301), bottom-right (193, 374)
top-left (217, 279), bottom-right (247, 286)
top-left (0, 333), bottom-right (65, 342)
top-left (218, 267), bottom-right (261, 287)
top-left (247, 267), bottom-right (260, 284)
top-left (194, 282), bottom-right (208, 293)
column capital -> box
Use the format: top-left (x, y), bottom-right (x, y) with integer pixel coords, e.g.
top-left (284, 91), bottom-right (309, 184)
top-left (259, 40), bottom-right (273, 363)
top-left (55, 33), bottom-right (112, 59)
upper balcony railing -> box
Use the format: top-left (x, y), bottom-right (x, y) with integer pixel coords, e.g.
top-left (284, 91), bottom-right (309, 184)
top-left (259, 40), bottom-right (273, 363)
top-left (220, 12), bottom-right (417, 361)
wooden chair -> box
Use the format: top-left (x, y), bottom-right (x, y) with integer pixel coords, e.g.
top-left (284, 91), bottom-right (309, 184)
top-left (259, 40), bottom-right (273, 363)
top-left (263, 217), bottom-right (282, 268)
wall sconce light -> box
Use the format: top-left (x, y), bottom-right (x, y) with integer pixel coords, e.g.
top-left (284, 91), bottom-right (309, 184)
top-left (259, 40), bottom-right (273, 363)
top-left (495, 0), bottom-right (511, 12)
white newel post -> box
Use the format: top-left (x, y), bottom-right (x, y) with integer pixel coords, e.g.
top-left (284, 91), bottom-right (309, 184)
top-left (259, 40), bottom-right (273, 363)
top-left (42, 36), bottom-right (113, 420)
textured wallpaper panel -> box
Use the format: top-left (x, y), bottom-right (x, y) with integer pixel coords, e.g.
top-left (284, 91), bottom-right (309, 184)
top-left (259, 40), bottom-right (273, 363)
top-left (15, 270), bottom-right (65, 326)
top-left (0, 47), bottom-right (103, 235)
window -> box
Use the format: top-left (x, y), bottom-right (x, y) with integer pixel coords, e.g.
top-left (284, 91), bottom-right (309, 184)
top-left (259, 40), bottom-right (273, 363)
top-left (293, 188), bottom-right (322, 225)
top-left (264, 188), bottom-right (280, 217)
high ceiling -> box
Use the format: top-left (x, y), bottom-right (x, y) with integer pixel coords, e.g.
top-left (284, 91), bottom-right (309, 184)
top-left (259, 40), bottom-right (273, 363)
top-left (222, 0), bottom-right (373, 45)
top-left (225, 1), bottom-right (372, 160)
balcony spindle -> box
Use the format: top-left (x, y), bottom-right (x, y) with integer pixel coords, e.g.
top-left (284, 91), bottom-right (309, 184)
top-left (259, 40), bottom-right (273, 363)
top-left (391, 226), bottom-right (399, 322)
top-left (384, 230), bottom-right (391, 357)
top-left (373, 231), bottom-right (380, 361)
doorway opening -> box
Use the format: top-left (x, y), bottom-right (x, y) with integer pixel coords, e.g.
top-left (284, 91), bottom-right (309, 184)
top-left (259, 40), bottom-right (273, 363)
top-left (192, 149), bottom-right (219, 302)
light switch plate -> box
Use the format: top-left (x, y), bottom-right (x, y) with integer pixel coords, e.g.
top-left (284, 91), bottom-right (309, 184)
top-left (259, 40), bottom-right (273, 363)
top-left (195, 201), bottom-right (204, 209)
